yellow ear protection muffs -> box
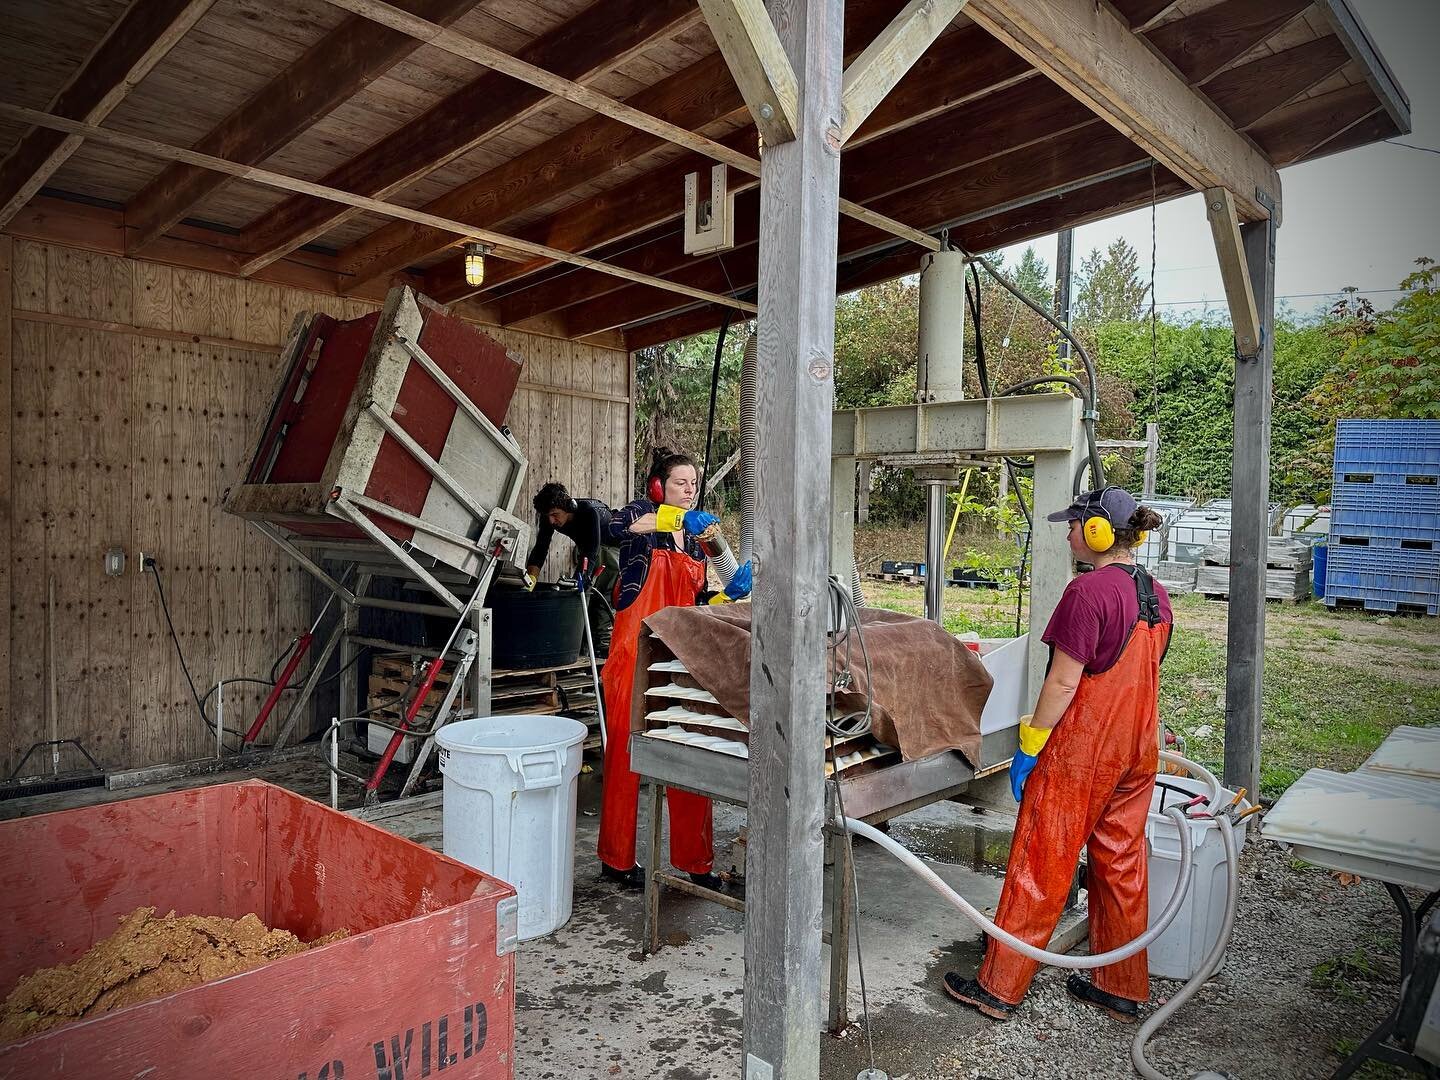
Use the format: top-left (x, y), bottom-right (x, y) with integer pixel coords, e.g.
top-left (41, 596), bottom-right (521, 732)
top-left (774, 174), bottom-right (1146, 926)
top-left (1081, 487), bottom-right (1148, 552)
top-left (1082, 511), bottom-right (1116, 553)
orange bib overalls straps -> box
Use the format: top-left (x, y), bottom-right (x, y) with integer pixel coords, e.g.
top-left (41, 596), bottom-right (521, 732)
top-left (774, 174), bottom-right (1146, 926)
top-left (598, 547), bottom-right (714, 874)
top-left (979, 565), bottom-right (1171, 1006)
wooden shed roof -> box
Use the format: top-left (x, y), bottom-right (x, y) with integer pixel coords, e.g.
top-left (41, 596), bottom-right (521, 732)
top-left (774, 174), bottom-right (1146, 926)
top-left (0, 0), bottom-right (1410, 348)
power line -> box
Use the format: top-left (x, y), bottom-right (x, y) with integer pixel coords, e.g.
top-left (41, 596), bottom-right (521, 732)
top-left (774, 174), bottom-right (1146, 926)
top-left (1386, 139), bottom-right (1440, 157)
top-left (1152, 287), bottom-right (1407, 308)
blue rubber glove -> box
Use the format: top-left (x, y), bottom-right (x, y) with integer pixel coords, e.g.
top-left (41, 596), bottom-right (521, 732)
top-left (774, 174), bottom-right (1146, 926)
top-left (683, 509), bottom-right (719, 534)
top-left (724, 560), bottom-right (753, 601)
top-left (1009, 715), bottom-right (1050, 802)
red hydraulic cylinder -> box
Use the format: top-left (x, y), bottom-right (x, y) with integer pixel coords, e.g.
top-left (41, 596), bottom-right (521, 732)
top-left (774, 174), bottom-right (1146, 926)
top-left (366, 655), bottom-right (446, 793)
top-left (242, 632), bottom-right (314, 745)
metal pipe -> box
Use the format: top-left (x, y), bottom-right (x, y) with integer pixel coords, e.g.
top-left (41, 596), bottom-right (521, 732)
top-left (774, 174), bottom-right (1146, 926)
top-left (924, 481), bottom-right (948, 623)
top-left (329, 718), bottom-right (339, 810)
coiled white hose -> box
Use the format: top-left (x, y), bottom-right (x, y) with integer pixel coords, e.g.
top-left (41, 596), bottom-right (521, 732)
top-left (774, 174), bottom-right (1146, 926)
top-left (841, 751), bottom-right (1239, 1080)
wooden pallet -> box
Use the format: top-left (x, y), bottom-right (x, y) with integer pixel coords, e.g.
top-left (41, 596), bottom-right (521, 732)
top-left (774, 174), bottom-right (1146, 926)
top-left (367, 652), bottom-right (599, 721)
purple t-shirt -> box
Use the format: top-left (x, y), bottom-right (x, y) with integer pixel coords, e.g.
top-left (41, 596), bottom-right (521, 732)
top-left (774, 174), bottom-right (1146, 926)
top-left (1042, 564), bottom-right (1173, 674)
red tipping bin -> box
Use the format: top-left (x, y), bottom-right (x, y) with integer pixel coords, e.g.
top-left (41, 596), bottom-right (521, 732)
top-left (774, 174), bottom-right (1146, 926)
top-left (0, 781), bottom-right (517, 1079)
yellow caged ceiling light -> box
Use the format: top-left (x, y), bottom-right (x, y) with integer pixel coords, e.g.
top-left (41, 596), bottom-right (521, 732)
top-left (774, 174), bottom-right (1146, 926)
top-left (464, 242), bottom-right (492, 287)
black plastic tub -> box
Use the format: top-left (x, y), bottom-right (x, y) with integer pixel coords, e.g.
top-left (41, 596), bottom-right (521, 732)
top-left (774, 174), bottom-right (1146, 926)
top-left (485, 583), bottom-right (585, 670)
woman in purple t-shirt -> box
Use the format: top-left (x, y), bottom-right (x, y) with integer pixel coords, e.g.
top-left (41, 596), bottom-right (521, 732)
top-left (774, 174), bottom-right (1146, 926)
top-left (946, 486), bottom-right (1169, 1025)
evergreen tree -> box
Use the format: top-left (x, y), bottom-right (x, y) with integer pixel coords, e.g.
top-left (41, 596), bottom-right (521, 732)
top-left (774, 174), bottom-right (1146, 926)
top-left (1073, 239), bottom-right (1149, 328)
top-left (1013, 246), bottom-right (1052, 303)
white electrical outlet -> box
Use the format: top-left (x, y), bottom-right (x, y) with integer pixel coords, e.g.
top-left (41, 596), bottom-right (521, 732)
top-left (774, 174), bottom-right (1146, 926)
top-left (138, 551), bottom-right (155, 573)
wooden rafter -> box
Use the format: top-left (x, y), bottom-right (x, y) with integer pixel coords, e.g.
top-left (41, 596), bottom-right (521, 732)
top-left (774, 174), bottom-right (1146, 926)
top-left (235, 0), bottom-right (701, 275)
top-left (428, 24), bottom-right (1032, 306)
top-left (840, 0), bottom-right (968, 143)
top-left (0, 103), bottom-right (757, 315)
top-left (1203, 36), bottom-right (1352, 129)
top-left (1110, 0), bottom-right (1181, 32)
top-left (1143, 0), bottom-right (1310, 86)
top-left (336, 0), bottom-right (910, 294)
top-left (124, 0), bottom-right (481, 255)
top-left (506, 77), bottom-right (1093, 329)
top-left (965, 0), bottom-right (1281, 220)
top-left (0, 0), bottom-right (215, 229)
top-left (322, 0), bottom-right (939, 256)
top-left (567, 120), bottom-right (1145, 338)
top-left (696, 0), bottom-right (800, 145)
top-left (1249, 82), bottom-right (1378, 165)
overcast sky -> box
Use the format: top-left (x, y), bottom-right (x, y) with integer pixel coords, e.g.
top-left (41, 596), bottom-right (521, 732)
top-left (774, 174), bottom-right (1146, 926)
top-left (995, 0), bottom-right (1439, 320)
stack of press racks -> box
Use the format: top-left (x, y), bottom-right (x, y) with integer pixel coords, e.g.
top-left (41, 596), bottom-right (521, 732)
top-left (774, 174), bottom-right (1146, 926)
top-left (1325, 419), bottom-right (1440, 616)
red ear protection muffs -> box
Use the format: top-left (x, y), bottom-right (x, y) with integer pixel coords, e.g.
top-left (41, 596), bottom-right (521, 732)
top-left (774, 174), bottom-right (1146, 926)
top-left (648, 475), bottom-right (664, 503)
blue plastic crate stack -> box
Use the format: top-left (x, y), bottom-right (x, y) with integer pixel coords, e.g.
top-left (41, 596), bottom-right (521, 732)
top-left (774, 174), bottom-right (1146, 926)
top-left (1325, 419), bottom-right (1440, 615)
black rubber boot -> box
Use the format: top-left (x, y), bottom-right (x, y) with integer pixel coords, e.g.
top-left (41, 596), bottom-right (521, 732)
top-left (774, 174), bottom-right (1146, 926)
top-left (600, 862), bottom-right (645, 891)
top-left (942, 973), bottom-right (1016, 1021)
top-left (687, 871), bottom-right (725, 891)
top-left (1066, 973), bottom-right (1141, 1023)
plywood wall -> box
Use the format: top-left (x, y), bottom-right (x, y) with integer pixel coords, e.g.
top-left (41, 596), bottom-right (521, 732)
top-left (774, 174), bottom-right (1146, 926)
top-left (1, 238), bottom-right (631, 775)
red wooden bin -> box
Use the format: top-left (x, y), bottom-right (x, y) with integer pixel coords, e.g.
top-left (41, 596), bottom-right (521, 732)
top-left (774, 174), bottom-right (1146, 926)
top-left (0, 781), bottom-right (517, 1079)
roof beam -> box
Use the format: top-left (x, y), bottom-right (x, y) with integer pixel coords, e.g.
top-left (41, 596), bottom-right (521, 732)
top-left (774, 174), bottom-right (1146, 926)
top-left (1204, 186), bottom-right (1261, 356)
top-left (965, 0), bottom-right (1281, 220)
top-left (696, 0), bottom-right (799, 145)
top-left (124, 0), bottom-right (480, 255)
top-left (235, 0), bottom-right (699, 275)
top-left (0, 102), bottom-right (756, 315)
top-left (1314, 0), bottom-right (1410, 135)
top-left (1203, 36), bottom-right (1352, 130)
top-left (1110, 0), bottom-right (1181, 32)
top-left (324, 0), bottom-right (939, 256)
top-left (336, 0), bottom-right (912, 295)
top-left (839, 0), bottom-right (968, 143)
top-left (428, 24), bottom-right (1031, 305)
top-left (0, 0), bottom-right (214, 229)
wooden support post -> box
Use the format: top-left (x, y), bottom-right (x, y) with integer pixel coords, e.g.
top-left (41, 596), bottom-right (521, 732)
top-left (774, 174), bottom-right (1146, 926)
top-left (1223, 209), bottom-right (1277, 800)
top-left (1143, 421), bottom-right (1159, 498)
top-left (1054, 227), bottom-right (1073, 362)
top-left (743, 0), bottom-right (844, 1074)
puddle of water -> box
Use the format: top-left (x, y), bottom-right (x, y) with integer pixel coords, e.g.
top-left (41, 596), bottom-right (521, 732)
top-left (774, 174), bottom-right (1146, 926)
top-left (883, 816), bottom-right (1013, 877)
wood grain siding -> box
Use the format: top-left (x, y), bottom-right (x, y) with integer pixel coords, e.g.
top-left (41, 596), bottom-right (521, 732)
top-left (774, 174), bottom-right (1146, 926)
top-left (3, 239), bottom-right (630, 775)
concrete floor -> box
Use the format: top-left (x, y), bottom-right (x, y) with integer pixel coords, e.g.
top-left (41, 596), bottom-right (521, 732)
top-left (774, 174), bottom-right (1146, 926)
top-left (2, 752), bottom-right (1057, 1079)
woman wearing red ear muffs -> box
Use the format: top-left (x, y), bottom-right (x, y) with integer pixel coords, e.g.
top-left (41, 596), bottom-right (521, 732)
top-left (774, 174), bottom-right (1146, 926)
top-left (596, 447), bottom-right (751, 891)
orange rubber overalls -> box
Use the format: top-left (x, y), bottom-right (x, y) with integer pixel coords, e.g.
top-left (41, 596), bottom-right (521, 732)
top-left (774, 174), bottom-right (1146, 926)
top-left (978, 565), bottom-right (1171, 1006)
top-left (597, 547), bottom-right (714, 874)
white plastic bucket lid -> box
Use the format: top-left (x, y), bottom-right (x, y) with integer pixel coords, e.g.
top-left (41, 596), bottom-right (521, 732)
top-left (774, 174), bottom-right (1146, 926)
top-left (436, 714), bottom-right (587, 755)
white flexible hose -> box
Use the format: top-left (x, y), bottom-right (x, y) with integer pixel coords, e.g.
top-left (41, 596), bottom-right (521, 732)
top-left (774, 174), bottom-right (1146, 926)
top-left (1131, 814), bottom-right (1239, 1080)
top-left (841, 752), bottom-right (1242, 1080)
top-left (846, 806), bottom-right (1194, 969)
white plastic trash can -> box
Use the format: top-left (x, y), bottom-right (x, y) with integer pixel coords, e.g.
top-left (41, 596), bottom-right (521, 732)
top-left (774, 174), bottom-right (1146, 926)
top-left (1144, 774), bottom-right (1249, 980)
top-left (435, 715), bottom-right (587, 941)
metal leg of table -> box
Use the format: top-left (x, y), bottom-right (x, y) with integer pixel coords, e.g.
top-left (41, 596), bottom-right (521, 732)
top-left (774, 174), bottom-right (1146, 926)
top-left (826, 825), bottom-right (854, 1034)
top-left (1330, 884), bottom-right (1433, 1079)
top-left (643, 782), bottom-right (664, 956)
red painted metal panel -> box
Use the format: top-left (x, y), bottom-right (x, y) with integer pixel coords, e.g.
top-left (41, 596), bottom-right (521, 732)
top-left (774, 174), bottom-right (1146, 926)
top-left (0, 781), bottom-right (515, 1079)
top-left (360, 307), bottom-right (522, 523)
top-left (268, 312), bottom-right (380, 485)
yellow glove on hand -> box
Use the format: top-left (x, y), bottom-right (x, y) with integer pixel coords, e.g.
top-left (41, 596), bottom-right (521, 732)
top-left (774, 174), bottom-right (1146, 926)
top-left (655, 504), bottom-right (686, 532)
top-left (1016, 714), bottom-right (1052, 757)
top-left (707, 593), bottom-right (733, 605)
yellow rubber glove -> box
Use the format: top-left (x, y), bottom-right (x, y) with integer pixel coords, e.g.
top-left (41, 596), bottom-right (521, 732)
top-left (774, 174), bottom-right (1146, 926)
top-left (707, 593), bottom-right (733, 605)
top-left (655, 504), bottom-right (686, 532)
top-left (1016, 714), bottom-right (1052, 757)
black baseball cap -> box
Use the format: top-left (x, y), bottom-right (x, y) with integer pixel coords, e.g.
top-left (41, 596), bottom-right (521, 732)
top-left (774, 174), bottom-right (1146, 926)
top-left (1046, 485), bottom-right (1138, 525)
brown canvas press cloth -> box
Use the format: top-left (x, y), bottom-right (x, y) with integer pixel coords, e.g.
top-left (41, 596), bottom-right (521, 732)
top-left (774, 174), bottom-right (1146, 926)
top-left (640, 604), bottom-right (990, 767)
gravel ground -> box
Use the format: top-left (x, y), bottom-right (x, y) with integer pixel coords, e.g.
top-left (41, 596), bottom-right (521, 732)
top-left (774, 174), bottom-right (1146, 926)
top-left (921, 839), bottom-right (1407, 1080)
